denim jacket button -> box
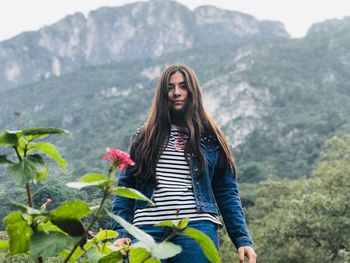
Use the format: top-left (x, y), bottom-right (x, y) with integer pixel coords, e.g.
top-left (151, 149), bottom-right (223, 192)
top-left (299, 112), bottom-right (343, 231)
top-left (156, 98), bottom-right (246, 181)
top-left (194, 167), bottom-right (198, 172)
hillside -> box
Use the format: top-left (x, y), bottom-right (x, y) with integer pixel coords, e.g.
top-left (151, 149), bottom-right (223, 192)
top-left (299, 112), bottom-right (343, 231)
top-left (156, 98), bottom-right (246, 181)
top-left (0, 0), bottom-right (288, 90)
top-left (1, 22), bottom-right (350, 180)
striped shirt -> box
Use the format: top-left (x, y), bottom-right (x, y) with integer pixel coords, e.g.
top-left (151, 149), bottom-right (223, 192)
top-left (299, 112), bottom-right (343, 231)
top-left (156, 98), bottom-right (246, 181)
top-left (133, 123), bottom-right (222, 227)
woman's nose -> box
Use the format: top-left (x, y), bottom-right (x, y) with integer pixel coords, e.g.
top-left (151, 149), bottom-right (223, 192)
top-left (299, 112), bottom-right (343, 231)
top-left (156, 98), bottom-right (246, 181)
top-left (174, 86), bottom-right (181, 96)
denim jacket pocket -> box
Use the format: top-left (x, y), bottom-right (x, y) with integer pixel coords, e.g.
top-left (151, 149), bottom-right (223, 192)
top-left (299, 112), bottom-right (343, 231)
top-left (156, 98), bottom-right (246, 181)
top-left (200, 141), bottom-right (219, 168)
top-left (200, 141), bottom-right (220, 152)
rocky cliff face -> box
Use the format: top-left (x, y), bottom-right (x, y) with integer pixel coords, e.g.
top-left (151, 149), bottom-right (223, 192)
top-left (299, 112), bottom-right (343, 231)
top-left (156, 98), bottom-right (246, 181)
top-left (0, 0), bottom-right (288, 90)
top-left (307, 16), bottom-right (350, 35)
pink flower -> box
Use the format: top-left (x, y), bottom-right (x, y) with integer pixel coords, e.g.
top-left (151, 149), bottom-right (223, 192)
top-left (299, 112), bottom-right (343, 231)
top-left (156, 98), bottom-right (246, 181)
top-left (41, 197), bottom-right (53, 209)
top-left (88, 230), bottom-right (95, 237)
top-left (103, 148), bottom-right (135, 170)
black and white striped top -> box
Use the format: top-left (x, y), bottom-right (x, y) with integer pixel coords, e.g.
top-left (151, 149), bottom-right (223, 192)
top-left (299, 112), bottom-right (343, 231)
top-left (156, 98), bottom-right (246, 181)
top-left (133, 124), bottom-right (222, 227)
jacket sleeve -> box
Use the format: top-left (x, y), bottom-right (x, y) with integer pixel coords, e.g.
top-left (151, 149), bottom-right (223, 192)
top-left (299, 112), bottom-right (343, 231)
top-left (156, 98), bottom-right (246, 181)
top-left (111, 132), bottom-right (140, 239)
top-left (212, 151), bottom-right (254, 249)
top-left (111, 164), bottom-right (136, 239)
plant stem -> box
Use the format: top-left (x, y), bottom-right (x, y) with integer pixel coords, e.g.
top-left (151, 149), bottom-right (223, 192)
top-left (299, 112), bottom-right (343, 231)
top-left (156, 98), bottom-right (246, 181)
top-left (26, 183), bottom-right (34, 208)
top-left (13, 146), bottom-right (22, 161)
top-left (162, 228), bottom-right (178, 243)
top-left (14, 145), bottom-right (42, 262)
top-left (13, 146), bottom-right (34, 208)
top-left (64, 187), bottom-right (110, 263)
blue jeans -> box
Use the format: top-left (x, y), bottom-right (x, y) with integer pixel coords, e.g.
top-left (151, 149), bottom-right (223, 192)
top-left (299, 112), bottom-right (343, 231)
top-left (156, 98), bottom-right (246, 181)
top-left (128, 220), bottom-right (220, 263)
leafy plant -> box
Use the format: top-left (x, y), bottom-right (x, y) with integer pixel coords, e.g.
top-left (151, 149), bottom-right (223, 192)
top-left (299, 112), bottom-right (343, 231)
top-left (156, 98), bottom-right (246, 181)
top-left (0, 127), bottom-right (220, 262)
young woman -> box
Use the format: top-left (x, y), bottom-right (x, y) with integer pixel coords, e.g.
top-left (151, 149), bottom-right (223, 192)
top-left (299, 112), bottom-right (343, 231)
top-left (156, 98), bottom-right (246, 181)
top-left (111, 64), bottom-right (256, 262)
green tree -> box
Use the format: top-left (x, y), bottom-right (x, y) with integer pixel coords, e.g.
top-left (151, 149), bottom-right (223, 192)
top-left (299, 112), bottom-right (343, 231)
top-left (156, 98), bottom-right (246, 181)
top-left (248, 134), bottom-right (350, 263)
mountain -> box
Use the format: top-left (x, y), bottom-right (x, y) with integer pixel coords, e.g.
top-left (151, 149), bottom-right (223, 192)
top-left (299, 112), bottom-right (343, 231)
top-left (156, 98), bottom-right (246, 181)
top-left (1, 1), bottom-right (350, 182)
top-left (1, 19), bottom-right (350, 182)
top-left (307, 16), bottom-right (350, 35)
top-left (0, 0), bottom-right (288, 90)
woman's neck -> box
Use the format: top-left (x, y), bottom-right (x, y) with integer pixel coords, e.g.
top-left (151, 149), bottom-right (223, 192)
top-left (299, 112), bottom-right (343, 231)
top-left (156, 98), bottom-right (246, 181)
top-left (170, 112), bottom-right (186, 128)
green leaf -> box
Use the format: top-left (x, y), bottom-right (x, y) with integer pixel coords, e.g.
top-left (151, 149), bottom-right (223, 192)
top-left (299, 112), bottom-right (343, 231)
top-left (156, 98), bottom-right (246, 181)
top-left (37, 221), bottom-right (67, 234)
top-left (50, 201), bottom-right (89, 238)
top-left (51, 200), bottom-right (91, 220)
top-left (0, 240), bottom-right (9, 251)
top-left (107, 211), bottom-right (181, 260)
top-left (6, 154), bottom-right (48, 185)
top-left (80, 173), bottom-right (109, 182)
top-left (113, 187), bottom-right (155, 205)
top-left (60, 246), bottom-right (85, 262)
top-left (83, 239), bottom-right (94, 251)
top-left (0, 130), bottom-right (19, 146)
top-left (30, 231), bottom-right (79, 257)
top-left (133, 241), bottom-right (182, 260)
top-left (17, 137), bottom-right (26, 156)
top-left (26, 134), bottom-right (49, 141)
top-left (66, 181), bottom-right (108, 189)
top-left (176, 218), bottom-right (189, 230)
top-left (6, 160), bottom-right (29, 185)
top-left (28, 142), bottom-right (67, 169)
top-left (87, 247), bottom-right (104, 263)
top-left (129, 247), bottom-right (160, 263)
top-left (154, 221), bottom-right (175, 228)
top-left (180, 227), bottom-right (220, 263)
top-left (151, 241), bottom-right (182, 259)
top-left (67, 173), bottom-right (113, 189)
top-left (94, 230), bottom-right (118, 242)
top-left (0, 155), bottom-right (14, 165)
top-left (98, 241), bottom-right (114, 254)
top-left (98, 252), bottom-right (123, 263)
top-left (6, 223), bottom-right (33, 255)
top-left (51, 219), bottom-right (86, 238)
top-left (155, 218), bottom-right (188, 230)
top-left (3, 211), bottom-right (33, 254)
top-left (12, 202), bottom-right (44, 215)
top-left (3, 211), bottom-right (22, 226)
top-left (107, 211), bottom-right (155, 247)
top-left (28, 154), bottom-right (48, 182)
top-left (21, 127), bottom-right (69, 136)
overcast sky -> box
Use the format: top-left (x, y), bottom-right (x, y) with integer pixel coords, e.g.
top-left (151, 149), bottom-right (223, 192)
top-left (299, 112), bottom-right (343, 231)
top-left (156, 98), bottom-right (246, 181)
top-left (0, 0), bottom-right (349, 41)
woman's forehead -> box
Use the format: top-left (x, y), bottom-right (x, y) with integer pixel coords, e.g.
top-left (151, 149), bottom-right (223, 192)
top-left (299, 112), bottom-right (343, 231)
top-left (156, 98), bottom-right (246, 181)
top-left (169, 71), bottom-right (185, 84)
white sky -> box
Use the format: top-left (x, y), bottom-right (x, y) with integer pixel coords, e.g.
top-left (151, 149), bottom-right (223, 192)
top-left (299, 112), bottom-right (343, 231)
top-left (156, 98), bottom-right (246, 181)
top-left (0, 0), bottom-right (349, 41)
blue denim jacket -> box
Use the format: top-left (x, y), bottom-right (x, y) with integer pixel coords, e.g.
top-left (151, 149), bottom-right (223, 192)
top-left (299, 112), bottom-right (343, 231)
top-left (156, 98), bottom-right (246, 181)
top-left (111, 132), bottom-right (253, 249)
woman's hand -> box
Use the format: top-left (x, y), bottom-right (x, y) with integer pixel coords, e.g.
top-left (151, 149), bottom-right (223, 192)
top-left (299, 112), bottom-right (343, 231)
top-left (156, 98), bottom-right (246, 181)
top-left (113, 237), bottom-right (132, 256)
top-left (238, 246), bottom-right (256, 263)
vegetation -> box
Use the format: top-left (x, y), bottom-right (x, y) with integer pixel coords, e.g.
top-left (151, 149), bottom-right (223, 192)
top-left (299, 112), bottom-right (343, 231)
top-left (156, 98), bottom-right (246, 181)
top-left (0, 127), bottom-right (220, 262)
top-left (247, 134), bottom-right (350, 262)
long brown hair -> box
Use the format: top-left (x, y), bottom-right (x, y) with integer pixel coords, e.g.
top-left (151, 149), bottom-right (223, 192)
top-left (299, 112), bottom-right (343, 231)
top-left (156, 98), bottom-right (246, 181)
top-left (130, 64), bottom-right (236, 184)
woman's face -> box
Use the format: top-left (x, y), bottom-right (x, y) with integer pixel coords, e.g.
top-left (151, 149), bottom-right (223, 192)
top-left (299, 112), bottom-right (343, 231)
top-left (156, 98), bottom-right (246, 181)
top-left (167, 71), bottom-right (188, 112)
